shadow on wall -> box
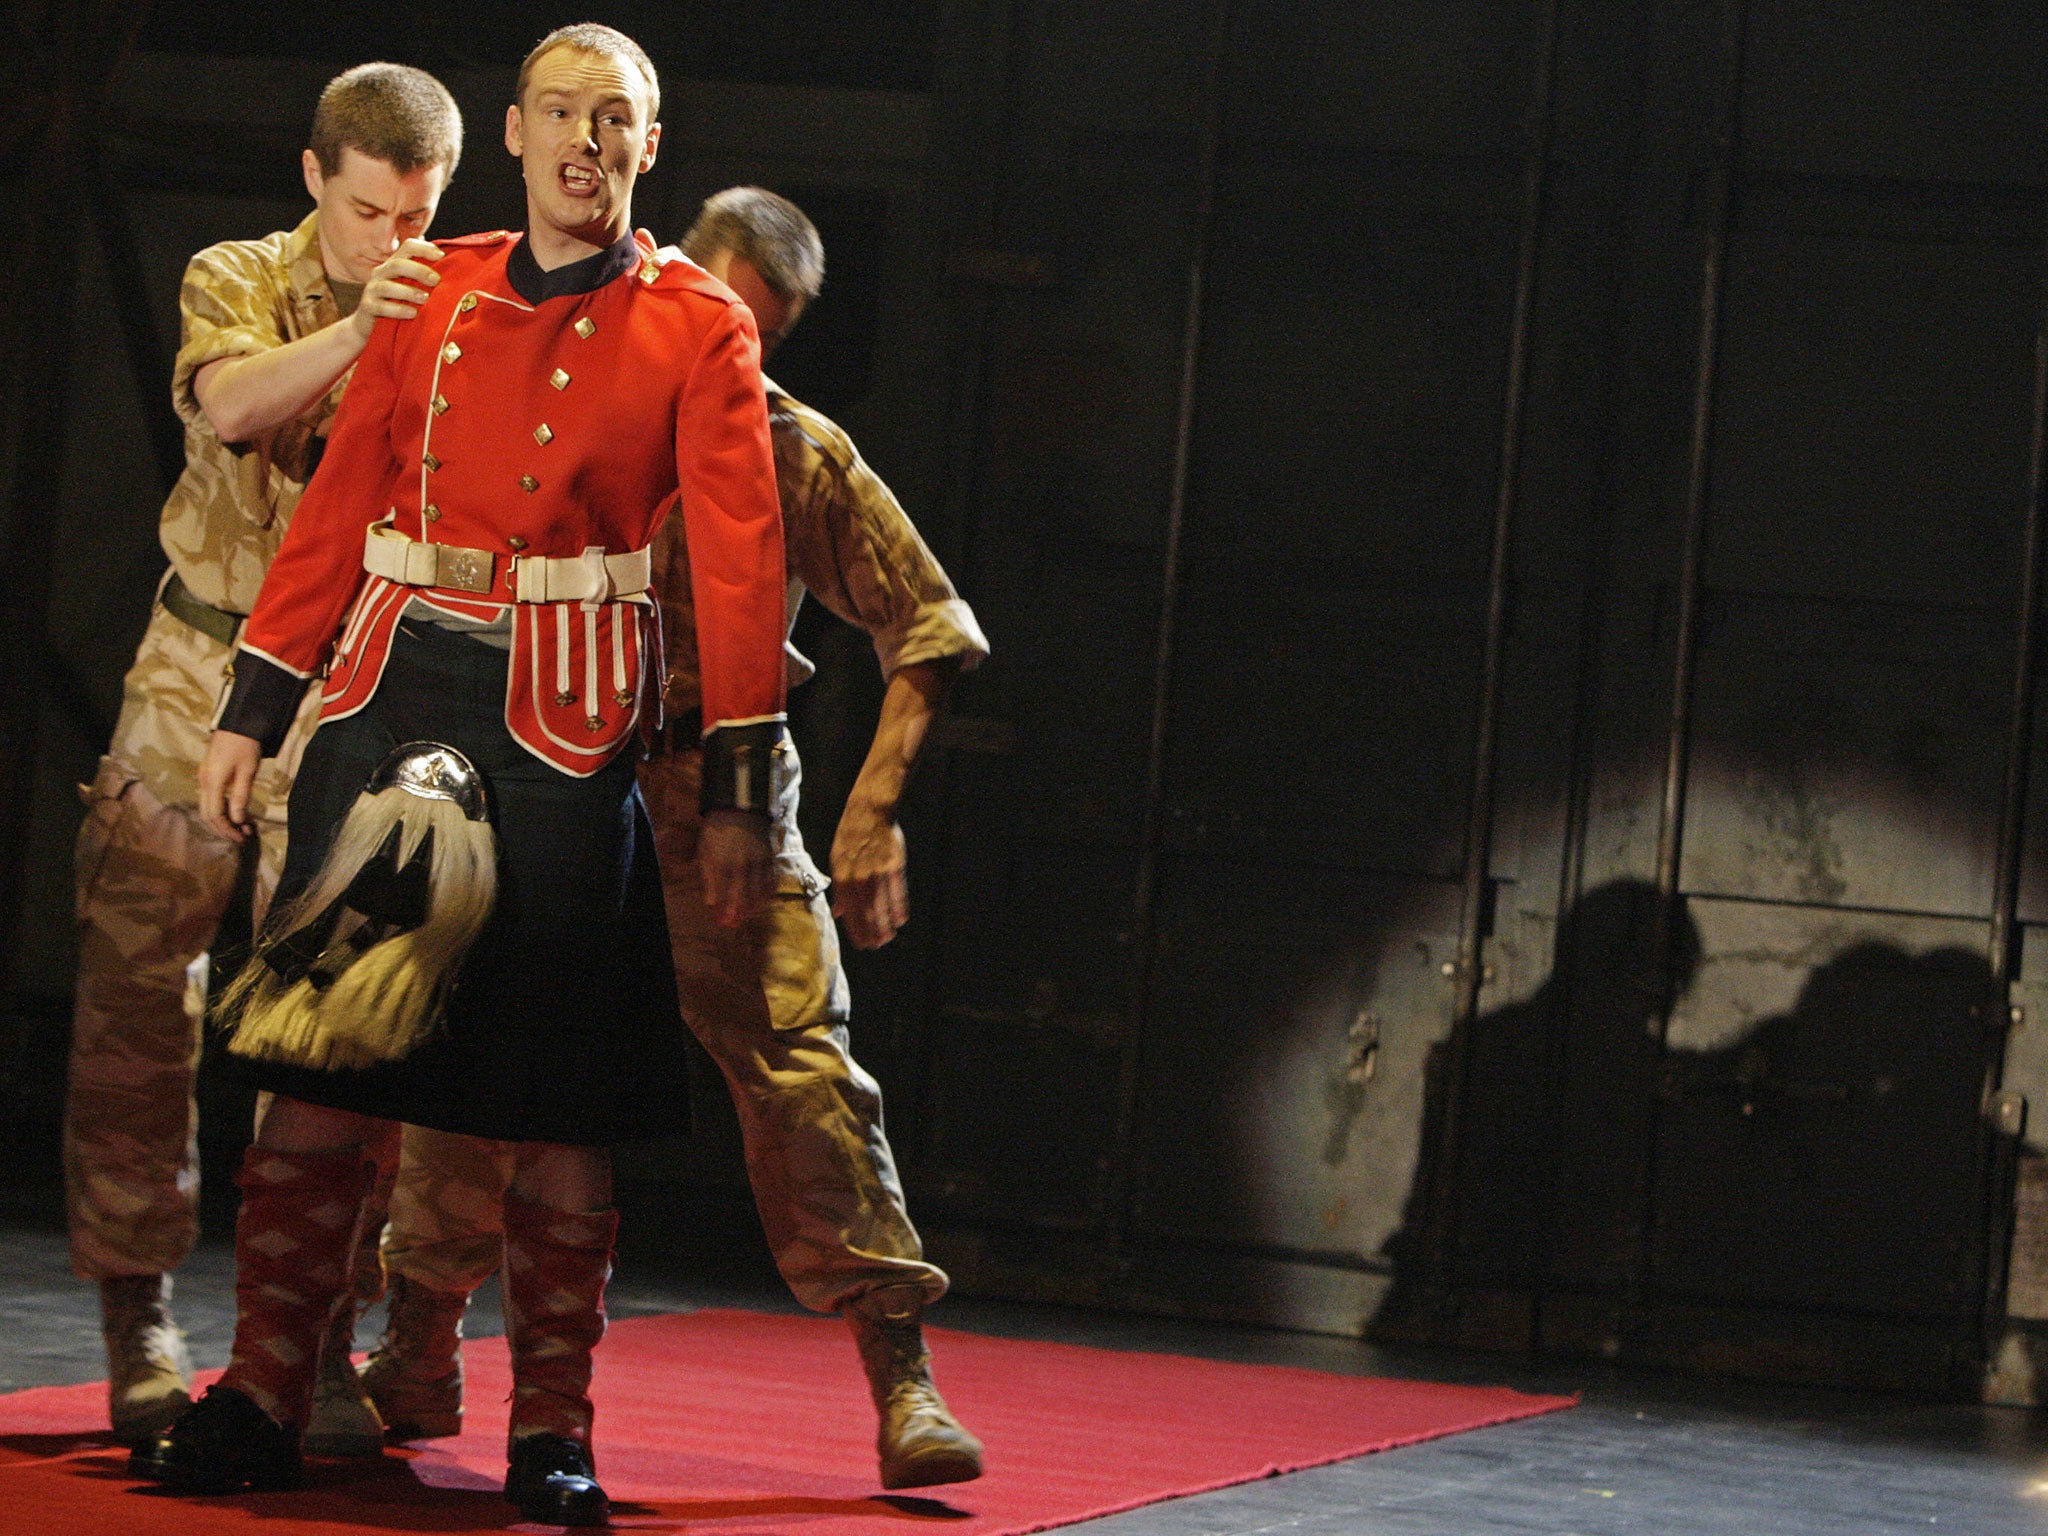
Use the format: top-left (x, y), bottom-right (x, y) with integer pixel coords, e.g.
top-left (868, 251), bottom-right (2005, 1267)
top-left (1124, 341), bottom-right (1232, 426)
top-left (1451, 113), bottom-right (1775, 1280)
top-left (1650, 937), bottom-right (1989, 1326)
top-left (1370, 878), bottom-right (1698, 1345)
top-left (1371, 879), bottom-right (1992, 1358)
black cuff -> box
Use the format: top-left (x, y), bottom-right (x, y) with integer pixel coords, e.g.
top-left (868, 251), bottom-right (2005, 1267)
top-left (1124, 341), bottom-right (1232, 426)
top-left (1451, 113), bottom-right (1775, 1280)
top-left (700, 721), bottom-right (788, 815)
top-left (216, 649), bottom-right (312, 757)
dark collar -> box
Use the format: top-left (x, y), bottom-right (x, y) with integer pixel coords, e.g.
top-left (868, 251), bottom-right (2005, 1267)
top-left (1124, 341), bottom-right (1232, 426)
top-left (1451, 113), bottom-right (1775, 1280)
top-left (506, 230), bottom-right (640, 304)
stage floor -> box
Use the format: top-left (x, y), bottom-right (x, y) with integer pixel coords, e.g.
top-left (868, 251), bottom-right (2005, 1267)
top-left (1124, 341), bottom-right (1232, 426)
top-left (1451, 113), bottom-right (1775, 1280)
top-left (1, 1214), bottom-right (2041, 1535)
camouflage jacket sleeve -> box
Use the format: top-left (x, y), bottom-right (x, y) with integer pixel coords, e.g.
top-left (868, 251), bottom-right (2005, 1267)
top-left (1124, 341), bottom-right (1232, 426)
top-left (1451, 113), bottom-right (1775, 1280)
top-left (170, 239), bottom-right (291, 437)
top-left (778, 397), bottom-right (989, 678)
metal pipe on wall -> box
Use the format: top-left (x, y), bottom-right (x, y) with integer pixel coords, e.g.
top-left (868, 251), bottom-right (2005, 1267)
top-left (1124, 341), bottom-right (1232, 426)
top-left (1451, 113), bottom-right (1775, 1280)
top-left (1420, 0), bottom-right (1564, 1281)
top-left (1631, 0), bottom-right (1752, 1301)
top-left (1973, 213), bottom-right (2048, 1380)
top-left (1103, 0), bottom-right (1232, 1241)
top-left (1985, 233), bottom-right (2048, 1013)
top-left (902, 0), bottom-right (1025, 1152)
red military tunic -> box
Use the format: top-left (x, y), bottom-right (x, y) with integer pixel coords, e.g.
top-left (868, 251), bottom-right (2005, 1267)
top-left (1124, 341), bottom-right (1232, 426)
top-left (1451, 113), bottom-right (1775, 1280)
top-left (225, 228), bottom-right (786, 778)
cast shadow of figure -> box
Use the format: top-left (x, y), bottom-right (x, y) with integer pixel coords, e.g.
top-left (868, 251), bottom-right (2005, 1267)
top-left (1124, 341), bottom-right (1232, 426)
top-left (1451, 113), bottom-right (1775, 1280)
top-left (1372, 876), bottom-right (1993, 1359)
top-left (1372, 877), bottom-right (1702, 1347)
top-left (1652, 938), bottom-right (1990, 1325)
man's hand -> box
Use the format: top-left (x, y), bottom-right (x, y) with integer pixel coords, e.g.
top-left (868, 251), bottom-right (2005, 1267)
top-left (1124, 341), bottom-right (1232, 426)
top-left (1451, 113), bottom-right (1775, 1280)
top-left (700, 808), bottom-right (773, 927)
top-left (193, 240), bottom-right (447, 442)
top-left (827, 661), bottom-right (953, 950)
top-left (831, 796), bottom-right (909, 949)
top-left (198, 731), bottom-right (263, 843)
top-left (348, 239), bottom-right (444, 341)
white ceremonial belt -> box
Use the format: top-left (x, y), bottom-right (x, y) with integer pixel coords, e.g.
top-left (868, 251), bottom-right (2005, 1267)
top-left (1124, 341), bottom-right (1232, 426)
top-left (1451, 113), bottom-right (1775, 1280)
top-left (363, 523), bottom-right (650, 603)
top-left (511, 543), bottom-right (652, 603)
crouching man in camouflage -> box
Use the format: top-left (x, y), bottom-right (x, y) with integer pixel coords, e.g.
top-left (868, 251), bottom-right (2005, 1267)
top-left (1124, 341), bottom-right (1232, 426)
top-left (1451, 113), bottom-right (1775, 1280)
top-left (65, 63), bottom-right (461, 1444)
top-left (351, 188), bottom-right (992, 1489)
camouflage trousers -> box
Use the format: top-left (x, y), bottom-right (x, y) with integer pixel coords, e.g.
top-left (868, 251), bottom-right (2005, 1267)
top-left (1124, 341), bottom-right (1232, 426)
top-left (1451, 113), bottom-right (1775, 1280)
top-left (65, 597), bottom-right (316, 1280)
top-left (380, 741), bottom-right (946, 1314)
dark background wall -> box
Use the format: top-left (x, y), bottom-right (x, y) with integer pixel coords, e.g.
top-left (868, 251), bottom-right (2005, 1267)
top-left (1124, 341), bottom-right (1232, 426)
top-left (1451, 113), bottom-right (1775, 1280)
top-left (6, 0), bottom-right (2048, 1402)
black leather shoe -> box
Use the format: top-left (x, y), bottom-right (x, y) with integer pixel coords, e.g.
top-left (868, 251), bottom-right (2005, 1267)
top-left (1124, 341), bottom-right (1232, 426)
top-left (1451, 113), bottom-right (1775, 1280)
top-left (505, 1432), bottom-right (609, 1527)
top-left (128, 1384), bottom-right (304, 1494)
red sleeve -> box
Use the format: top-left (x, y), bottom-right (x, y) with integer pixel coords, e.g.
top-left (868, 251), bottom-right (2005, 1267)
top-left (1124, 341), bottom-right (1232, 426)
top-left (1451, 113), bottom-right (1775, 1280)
top-left (237, 315), bottom-right (401, 678)
top-left (675, 301), bottom-right (788, 731)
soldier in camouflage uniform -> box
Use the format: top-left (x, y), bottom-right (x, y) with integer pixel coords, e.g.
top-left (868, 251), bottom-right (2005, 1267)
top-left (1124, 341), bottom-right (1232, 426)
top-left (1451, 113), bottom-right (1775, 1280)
top-left (360, 188), bottom-right (992, 1490)
top-left (66, 62), bottom-right (462, 1445)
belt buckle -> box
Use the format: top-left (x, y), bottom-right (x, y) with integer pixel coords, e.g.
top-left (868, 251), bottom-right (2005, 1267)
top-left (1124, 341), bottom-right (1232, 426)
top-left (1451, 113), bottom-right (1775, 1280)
top-left (439, 547), bottom-right (494, 595)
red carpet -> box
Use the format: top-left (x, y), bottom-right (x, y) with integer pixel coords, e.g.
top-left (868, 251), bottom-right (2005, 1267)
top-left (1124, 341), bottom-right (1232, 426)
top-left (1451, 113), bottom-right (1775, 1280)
top-left (0, 1308), bottom-right (1571, 1534)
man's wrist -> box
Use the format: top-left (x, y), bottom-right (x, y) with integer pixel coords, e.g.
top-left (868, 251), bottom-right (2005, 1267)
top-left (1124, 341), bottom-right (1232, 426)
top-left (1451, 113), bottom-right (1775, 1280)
top-left (840, 785), bottom-right (899, 828)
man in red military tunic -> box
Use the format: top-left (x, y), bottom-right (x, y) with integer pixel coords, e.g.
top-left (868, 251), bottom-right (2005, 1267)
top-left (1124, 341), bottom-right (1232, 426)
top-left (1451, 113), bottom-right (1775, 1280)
top-left (352, 189), bottom-right (990, 1491)
top-left (134, 25), bottom-right (788, 1526)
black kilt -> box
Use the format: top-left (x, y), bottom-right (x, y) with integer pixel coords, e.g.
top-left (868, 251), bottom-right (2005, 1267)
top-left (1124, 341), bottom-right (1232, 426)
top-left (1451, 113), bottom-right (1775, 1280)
top-left (240, 619), bottom-right (691, 1145)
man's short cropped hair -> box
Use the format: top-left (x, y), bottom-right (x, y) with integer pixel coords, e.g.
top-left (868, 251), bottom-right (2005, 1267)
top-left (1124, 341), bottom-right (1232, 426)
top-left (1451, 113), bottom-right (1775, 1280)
top-left (516, 23), bottom-right (662, 122)
top-left (681, 187), bottom-right (826, 301)
top-left (309, 63), bottom-right (463, 177)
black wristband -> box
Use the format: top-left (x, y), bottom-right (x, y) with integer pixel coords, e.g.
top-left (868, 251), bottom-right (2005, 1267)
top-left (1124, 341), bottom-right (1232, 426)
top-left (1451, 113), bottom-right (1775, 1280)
top-left (699, 720), bottom-right (789, 815)
top-left (216, 649), bottom-right (312, 757)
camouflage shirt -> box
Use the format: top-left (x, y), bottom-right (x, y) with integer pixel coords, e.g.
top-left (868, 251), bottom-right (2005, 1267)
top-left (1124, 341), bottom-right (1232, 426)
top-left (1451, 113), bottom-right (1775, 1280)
top-left (164, 209), bottom-right (349, 614)
top-left (656, 379), bottom-right (988, 717)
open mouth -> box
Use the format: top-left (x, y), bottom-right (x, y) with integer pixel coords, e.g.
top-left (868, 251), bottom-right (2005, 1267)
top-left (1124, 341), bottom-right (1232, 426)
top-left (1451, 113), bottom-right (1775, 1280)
top-left (559, 163), bottom-right (599, 196)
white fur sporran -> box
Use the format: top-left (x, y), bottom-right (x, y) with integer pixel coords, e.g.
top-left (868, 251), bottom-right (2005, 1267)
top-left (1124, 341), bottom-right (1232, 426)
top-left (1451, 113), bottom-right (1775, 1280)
top-left (218, 742), bottom-right (496, 1071)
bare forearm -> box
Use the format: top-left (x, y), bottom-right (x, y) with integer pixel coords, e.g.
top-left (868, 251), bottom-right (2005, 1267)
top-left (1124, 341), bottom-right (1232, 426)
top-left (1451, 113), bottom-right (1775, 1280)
top-left (844, 660), bottom-right (953, 818)
top-left (832, 660), bottom-right (952, 948)
top-left (195, 240), bottom-right (443, 443)
top-left (194, 317), bottom-right (369, 442)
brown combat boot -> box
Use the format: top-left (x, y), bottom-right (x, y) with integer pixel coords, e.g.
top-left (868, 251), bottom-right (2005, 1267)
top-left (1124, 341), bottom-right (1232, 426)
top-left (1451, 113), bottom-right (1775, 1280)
top-left (843, 1284), bottom-right (983, 1489)
top-left (303, 1299), bottom-right (386, 1457)
top-left (360, 1272), bottom-right (468, 1440)
top-left (101, 1273), bottom-right (194, 1445)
